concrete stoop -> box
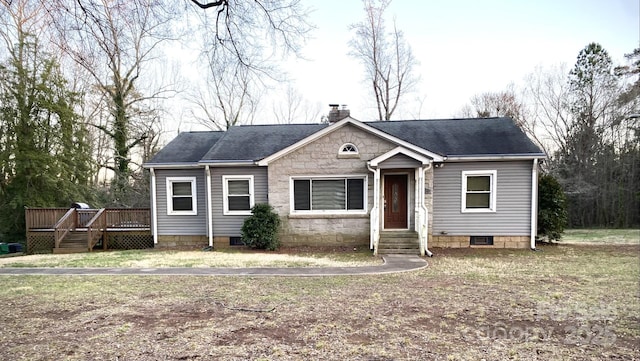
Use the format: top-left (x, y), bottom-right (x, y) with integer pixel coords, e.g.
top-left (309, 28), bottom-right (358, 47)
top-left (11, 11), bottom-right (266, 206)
top-left (378, 231), bottom-right (420, 255)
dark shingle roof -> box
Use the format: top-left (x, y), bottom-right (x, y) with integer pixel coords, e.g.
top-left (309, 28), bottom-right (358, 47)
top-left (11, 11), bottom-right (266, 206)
top-left (368, 117), bottom-right (544, 156)
top-left (150, 117), bottom-right (544, 165)
top-left (201, 123), bottom-right (328, 162)
top-left (147, 131), bottom-right (224, 164)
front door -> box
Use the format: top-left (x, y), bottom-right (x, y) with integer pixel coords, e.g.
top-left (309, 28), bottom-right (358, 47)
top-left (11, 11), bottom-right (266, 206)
top-left (384, 174), bottom-right (408, 229)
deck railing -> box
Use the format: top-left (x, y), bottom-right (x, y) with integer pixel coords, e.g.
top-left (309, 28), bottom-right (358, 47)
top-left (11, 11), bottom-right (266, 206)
top-left (53, 208), bottom-right (77, 249)
top-left (105, 208), bottom-right (151, 229)
top-left (26, 208), bottom-right (71, 230)
top-left (26, 208), bottom-right (151, 230)
top-left (76, 209), bottom-right (99, 228)
top-left (26, 208), bottom-right (152, 253)
top-left (86, 209), bottom-right (107, 251)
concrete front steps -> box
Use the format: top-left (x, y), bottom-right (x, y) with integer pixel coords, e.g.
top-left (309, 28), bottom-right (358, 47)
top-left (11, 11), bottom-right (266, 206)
top-left (378, 231), bottom-right (420, 255)
top-left (53, 231), bottom-right (92, 254)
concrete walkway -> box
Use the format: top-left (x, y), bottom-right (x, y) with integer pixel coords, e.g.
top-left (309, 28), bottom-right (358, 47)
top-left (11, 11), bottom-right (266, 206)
top-left (0, 254), bottom-right (428, 277)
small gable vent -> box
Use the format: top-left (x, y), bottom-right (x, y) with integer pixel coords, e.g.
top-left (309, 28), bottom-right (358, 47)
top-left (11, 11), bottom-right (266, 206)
top-left (338, 143), bottom-right (360, 159)
top-left (340, 143), bottom-right (358, 154)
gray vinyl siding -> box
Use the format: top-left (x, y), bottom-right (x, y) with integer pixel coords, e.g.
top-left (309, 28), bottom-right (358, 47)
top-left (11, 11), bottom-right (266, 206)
top-left (155, 168), bottom-right (207, 236)
top-left (211, 167), bottom-right (268, 236)
top-left (432, 161), bottom-right (532, 235)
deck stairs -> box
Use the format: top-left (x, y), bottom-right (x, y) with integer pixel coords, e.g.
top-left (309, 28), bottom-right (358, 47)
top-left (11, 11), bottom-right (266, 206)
top-left (378, 231), bottom-right (420, 255)
top-left (53, 230), bottom-right (95, 254)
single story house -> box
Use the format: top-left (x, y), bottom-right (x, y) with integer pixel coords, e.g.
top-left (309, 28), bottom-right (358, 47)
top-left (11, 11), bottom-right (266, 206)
top-left (143, 112), bottom-right (545, 255)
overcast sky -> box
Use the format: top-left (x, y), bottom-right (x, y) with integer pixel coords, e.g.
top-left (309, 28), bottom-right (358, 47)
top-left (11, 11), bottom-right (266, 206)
top-left (173, 0), bottom-right (639, 132)
top-left (288, 0), bottom-right (640, 116)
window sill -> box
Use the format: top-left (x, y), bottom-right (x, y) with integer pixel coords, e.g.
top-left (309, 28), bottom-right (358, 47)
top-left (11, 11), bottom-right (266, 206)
top-left (288, 213), bottom-right (368, 219)
top-left (223, 211), bottom-right (252, 216)
top-left (167, 211), bottom-right (198, 216)
top-left (337, 153), bottom-right (361, 159)
top-left (461, 209), bottom-right (496, 213)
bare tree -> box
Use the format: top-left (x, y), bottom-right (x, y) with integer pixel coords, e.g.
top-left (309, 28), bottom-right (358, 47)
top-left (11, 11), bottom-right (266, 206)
top-left (272, 85), bottom-right (322, 124)
top-left (189, 51), bottom-right (261, 130)
top-left (459, 85), bottom-right (545, 153)
top-left (349, 0), bottom-right (419, 120)
top-left (187, 0), bottom-right (312, 73)
top-left (523, 64), bottom-right (574, 156)
top-left (407, 94), bottom-right (428, 120)
top-left (44, 0), bottom-right (175, 203)
top-left (184, 0), bottom-right (313, 129)
top-left (469, 87), bottom-right (524, 119)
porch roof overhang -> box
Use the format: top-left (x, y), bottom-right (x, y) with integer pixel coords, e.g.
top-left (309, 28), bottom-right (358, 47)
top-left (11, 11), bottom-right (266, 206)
top-left (367, 146), bottom-right (444, 168)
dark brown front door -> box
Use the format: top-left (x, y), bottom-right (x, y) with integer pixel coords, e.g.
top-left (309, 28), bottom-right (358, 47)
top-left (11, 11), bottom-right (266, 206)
top-left (384, 174), bottom-right (408, 229)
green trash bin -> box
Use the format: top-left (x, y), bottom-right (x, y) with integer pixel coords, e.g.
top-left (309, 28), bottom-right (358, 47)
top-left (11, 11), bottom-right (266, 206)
top-left (0, 243), bottom-right (9, 255)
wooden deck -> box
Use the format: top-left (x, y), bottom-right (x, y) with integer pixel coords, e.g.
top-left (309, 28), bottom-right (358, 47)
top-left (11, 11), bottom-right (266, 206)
top-left (26, 208), bottom-right (152, 254)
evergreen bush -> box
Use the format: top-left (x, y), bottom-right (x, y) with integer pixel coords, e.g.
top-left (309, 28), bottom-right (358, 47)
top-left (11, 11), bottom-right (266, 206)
top-left (241, 203), bottom-right (281, 250)
top-left (538, 173), bottom-right (568, 242)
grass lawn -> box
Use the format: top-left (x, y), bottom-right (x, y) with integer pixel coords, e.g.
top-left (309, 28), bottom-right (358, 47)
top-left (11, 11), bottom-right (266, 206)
top-left (561, 229), bottom-right (639, 244)
top-left (0, 248), bottom-right (379, 268)
top-left (1, 243), bottom-right (638, 360)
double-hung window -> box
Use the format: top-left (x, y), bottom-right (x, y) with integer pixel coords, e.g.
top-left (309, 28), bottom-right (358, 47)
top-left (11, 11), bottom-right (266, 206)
top-left (292, 176), bottom-right (366, 213)
top-left (166, 177), bottom-right (197, 215)
top-left (461, 170), bottom-right (497, 212)
top-left (223, 175), bottom-right (254, 215)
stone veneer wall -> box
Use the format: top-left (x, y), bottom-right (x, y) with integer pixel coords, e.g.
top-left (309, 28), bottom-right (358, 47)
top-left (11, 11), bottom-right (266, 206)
top-left (268, 124), bottom-right (399, 247)
top-left (430, 235), bottom-right (530, 249)
top-left (156, 235), bottom-right (208, 248)
top-left (212, 236), bottom-right (230, 249)
top-left (157, 236), bottom-right (250, 249)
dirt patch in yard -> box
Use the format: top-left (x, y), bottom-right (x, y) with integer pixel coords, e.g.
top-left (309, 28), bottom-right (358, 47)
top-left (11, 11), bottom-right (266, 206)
top-left (1, 244), bottom-right (638, 360)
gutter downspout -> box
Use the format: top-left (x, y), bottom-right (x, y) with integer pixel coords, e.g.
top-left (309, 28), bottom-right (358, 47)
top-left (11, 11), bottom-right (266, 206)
top-left (205, 165), bottom-right (213, 248)
top-left (416, 167), bottom-right (423, 255)
top-left (530, 159), bottom-right (539, 250)
top-left (366, 163), bottom-right (380, 253)
top-left (421, 163), bottom-right (433, 257)
top-left (150, 168), bottom-right (158, 245)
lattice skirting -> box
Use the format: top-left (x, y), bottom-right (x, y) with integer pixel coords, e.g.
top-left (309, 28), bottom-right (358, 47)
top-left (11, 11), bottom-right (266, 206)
top-left (26, 231), bottom-right (153, 253)
top-left (27, 233), bottom-right (55, 254)
top-left (106, 232), bottom-right (154, 250)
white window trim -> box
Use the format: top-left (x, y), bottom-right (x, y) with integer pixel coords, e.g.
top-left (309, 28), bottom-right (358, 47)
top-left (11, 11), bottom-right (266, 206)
top-left (166, 177), bottom-right (198, 215)
top-left (461, 170), bottom-right (497, 213)
top-left (290, 175), bottom-right (368, 215)
top-left (223, 175), bottom-right (255, 216)
top-left (339, 143), bottom-right (359, 154)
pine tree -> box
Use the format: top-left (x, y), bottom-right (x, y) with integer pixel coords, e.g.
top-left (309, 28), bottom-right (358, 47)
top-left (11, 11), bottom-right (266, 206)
top-left (0, 32), bottom-right (93, 242)
top-left (555, 43), bottom-right (619, 227)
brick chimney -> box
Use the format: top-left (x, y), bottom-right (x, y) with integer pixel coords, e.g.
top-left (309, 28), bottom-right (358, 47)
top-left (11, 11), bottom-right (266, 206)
top-left (327, 104), bottom-right (350, 123)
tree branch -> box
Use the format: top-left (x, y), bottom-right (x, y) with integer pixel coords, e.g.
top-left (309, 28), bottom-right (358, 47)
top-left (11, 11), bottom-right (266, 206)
top-left (190, 0), bottom-right (227, 10)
